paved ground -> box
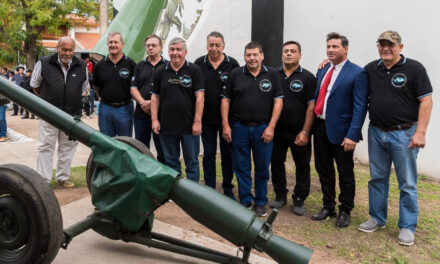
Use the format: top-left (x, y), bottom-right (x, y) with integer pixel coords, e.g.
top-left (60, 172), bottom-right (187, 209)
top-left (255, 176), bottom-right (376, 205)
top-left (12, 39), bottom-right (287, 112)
top-left (54, 197), bottom-right (275, 264)
top-left (1, 111), bottom-right (275, 264)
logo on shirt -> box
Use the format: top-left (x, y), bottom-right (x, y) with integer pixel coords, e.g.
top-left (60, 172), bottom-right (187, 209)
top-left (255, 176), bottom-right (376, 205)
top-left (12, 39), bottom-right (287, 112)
top-left (289, 80), bottom-right (303, 92)
top-left (391, 73), bottom-right (407, 88)
top-left (119, 68), bottom-right (130, 78)
top-left (180, 75), bottom-right (192, 87)
top-left (259, 79), bottom-right (272, 92)
top-left (219, 72), bottom-right (229, 82)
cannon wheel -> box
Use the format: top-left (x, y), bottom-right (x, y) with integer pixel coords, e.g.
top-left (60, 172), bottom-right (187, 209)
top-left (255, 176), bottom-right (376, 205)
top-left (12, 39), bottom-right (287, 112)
top-left (0, 164), bottom-right (63, 264)
top-left (86, 136), bottom-right (156, 192)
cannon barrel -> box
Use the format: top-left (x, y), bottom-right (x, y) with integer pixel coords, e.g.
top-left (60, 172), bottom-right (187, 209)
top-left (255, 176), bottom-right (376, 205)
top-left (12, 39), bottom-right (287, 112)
top-left (0, 78), bottom-right (313, 263)
top-left (171, 179), bottom-right (313, 264)
top-left (0, 77), bottom-right (95, 145)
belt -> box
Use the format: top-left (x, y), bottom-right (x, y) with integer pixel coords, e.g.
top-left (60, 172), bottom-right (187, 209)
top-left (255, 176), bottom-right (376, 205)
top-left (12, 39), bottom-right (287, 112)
top-left (375, 122), bottom-right (416, 132)
top-left (101, 99), bottom-right (131, 108)
top-left (238, 120), bottom-right (266, 127)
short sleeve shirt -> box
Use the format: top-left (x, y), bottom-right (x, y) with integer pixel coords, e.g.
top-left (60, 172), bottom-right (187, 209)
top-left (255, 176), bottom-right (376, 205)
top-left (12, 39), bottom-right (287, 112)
top-left (221, 65), bottom-right (283, 123)
top-left (150, 61), bottom-right (204, 135)
top-left (194, 54), bottom-right (239, 125)
top-left (276, 65), bottom-right (316, 132)
top-left (93, 54), bottom-right (136, 103)
top-left (365, 55), bottom-right (433, 127)
top-left (130, 57), bottom-right (167, 118)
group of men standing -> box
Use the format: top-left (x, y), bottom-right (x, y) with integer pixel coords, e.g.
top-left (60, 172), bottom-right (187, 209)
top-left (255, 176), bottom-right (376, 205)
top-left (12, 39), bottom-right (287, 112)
top-left (31, 29), bottom-right (432, 246)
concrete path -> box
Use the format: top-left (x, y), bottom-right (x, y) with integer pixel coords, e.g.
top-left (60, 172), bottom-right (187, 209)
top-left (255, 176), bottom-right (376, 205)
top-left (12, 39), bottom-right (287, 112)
top-left (54, 197), bottom-right (275, 264)
top-left (0, 128), bottom-right (274, 264)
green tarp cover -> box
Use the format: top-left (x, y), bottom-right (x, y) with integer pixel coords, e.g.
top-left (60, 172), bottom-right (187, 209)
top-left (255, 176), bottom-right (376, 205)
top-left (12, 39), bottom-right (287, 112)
top-left (89, 132), bottom-right (179, 231)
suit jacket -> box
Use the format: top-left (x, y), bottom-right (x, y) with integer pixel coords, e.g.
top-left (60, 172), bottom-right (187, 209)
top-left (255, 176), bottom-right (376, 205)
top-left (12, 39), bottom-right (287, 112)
top-left (314, 60), bottom-right (368, 144)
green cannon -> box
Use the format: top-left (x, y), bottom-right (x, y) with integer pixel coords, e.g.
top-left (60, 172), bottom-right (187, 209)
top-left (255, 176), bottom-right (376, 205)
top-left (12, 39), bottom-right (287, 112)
top-left (0, 78), bottom-right (313, 263)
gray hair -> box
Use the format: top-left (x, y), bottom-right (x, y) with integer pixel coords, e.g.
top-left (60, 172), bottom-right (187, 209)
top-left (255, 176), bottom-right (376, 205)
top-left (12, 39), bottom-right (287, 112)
top-left (107, 31), bottom-right (124, 43)
top-left (168, 37), bottom-right (187, 50)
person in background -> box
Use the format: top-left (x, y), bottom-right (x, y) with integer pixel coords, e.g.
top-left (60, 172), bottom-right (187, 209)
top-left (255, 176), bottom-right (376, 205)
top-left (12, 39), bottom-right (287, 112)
top-left (130, 34), bottom-right (166, 162)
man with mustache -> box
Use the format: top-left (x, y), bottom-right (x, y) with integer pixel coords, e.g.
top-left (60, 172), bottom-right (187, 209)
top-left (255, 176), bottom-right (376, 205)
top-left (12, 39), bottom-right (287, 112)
top-left (30, 36), bottom-right (89, 187)
top-left (311, 32), bottom-right (368, 228)
top-left (151, 37), bottom-right (205, 182)
top-left (93, 31), bottom-right (136, 137)
top-left (358, 31), bottom-right (433, 246)
top-left (221, 41), bottom-right (283, 217)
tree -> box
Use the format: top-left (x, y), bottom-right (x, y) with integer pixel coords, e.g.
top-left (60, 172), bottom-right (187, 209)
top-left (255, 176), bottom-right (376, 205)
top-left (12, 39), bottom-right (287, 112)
top-left (0, 0), bottom-right (98, 70)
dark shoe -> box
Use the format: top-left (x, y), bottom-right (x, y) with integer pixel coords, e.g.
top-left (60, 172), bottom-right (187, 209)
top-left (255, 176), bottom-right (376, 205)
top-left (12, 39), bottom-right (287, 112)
top-left (241, 202), bottom-right (252, 210)
top-left (224, 191), bottom-right (236, 201)
top-left (292, 197), bottom-right (305, 216)
top-left (21, 115), bottom-right (29, 119)
top-left (11, 113), bottom-right (17, 116)
top-left (270, 196), bottom-right (287, 209)
top-left (30, 115), bottom-right (35, 119)
top-left (255, 205), bottom-right (267, 217)
top-left (335, 211), bottom-right (351, 228)
top-left (311, 208), bottom-right (336, 221)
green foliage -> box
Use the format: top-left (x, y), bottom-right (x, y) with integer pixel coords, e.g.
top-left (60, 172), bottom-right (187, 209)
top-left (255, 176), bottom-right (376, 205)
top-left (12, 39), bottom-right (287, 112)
top-left (0, 0), bottom-right (99, 66)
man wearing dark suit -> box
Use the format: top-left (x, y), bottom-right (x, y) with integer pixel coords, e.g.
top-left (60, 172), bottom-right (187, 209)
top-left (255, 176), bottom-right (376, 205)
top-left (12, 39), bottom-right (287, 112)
top-left (311, 32), bottom-right (368, 228)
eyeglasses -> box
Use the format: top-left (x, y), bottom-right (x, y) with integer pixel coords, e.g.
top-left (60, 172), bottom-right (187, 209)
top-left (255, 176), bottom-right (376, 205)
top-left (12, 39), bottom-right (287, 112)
top-left (146, 44), bottom-right (160, 48)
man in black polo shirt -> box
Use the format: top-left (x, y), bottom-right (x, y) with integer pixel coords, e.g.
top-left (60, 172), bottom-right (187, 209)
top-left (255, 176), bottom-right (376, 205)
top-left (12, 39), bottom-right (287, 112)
top-left (221, 41), bottom-right (283, 217)
top-left (150, 37), bottom-right (204, 182)
top-left (93, 31), bottom-right (136, 137)
top-left (194, 31), bottom-right (239, 199)
top-left (130, 34), bottom-right (166, 163)
top-left (270, 41), bottom-right (316, 216)
top-left (358, 31), bottom-right (433, 246)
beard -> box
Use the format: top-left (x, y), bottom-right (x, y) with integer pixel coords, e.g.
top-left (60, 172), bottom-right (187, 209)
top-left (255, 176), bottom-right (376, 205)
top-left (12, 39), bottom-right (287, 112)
top-left (60, 56), bottom-right (72, 64)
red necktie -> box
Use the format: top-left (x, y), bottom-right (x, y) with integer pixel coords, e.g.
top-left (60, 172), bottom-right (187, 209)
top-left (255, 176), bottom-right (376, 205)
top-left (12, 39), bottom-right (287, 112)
top-left (314, 66), bottom-right (335, 117)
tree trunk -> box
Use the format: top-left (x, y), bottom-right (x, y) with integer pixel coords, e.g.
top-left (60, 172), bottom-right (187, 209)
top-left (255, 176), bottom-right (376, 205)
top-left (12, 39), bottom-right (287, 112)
top-left (25, 36), bottom-right (38, 70)
top-left (100, 0), bottom-right (109, 35)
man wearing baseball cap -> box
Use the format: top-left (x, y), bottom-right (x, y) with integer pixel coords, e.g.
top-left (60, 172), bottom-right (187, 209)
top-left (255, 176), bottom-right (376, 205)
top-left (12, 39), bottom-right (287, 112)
top-left (358, 30), bottom-right (433, 246)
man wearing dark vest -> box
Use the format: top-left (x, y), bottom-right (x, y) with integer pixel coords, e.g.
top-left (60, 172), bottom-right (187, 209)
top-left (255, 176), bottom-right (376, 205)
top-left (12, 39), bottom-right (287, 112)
top-left (30, 36), bottom-right (89, 188)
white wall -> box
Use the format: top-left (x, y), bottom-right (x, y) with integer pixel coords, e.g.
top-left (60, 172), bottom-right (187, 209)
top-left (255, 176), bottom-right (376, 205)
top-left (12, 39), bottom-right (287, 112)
top-left (115, 0), bottom-right (439, 177)
top-left (185, 0), bottom-right (252, 65)
top-left (283, 0), bottom-right (440, 178)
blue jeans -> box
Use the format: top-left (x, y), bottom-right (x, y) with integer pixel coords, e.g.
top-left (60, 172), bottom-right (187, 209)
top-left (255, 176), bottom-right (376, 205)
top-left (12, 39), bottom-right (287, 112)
top-left (90, 89), bottom-right (95, 114)
top-left (201, 123), bottom-right (234, 193)
top-left (160, 133), bottom-right (200, 182)
top-left (231, 122), bottom-right (273, 206)
top-left (0, 105), bottom-right (7, 137)
top-left (368, 124), bottom-right (419, 232)
top-left (134, 116), bottom-right (164, 163)
top-left (98, 101), bottom-right (133, 137)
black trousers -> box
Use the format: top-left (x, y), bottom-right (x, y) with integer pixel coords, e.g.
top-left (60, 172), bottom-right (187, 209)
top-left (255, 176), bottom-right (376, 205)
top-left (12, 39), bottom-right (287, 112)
top-left (271, 127), bottom-right (311, 201)
top-left (313, 119), bottom-right (355, 214)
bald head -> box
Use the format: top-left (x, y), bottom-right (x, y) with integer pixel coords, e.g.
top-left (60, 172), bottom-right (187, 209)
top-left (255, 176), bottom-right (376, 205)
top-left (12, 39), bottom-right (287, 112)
top-left (57, 37), bottom-right (75, 65)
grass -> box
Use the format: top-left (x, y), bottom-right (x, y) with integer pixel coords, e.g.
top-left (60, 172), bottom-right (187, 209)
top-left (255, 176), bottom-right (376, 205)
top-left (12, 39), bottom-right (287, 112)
top-left (55, 153), bottom-right (440, 263)
top-left (49, 166), bottom-right (88, 188)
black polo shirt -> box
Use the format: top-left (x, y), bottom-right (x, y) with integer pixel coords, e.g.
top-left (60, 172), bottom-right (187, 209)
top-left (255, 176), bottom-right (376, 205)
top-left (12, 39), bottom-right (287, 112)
top-left (194, 54), bottom-right (239, 125)
top-left (131, 57), bottom-right (167, 118)
top-left (276, 65), bottom-right (316, 133)
top-left (93, 54), bottom-right (136, 103)
top-left (150, 61), bottom-right (204, 135)
top-left (221, 65), bottom-right (283, 123)
top-left (365, 55), bottom-right (433, 127)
